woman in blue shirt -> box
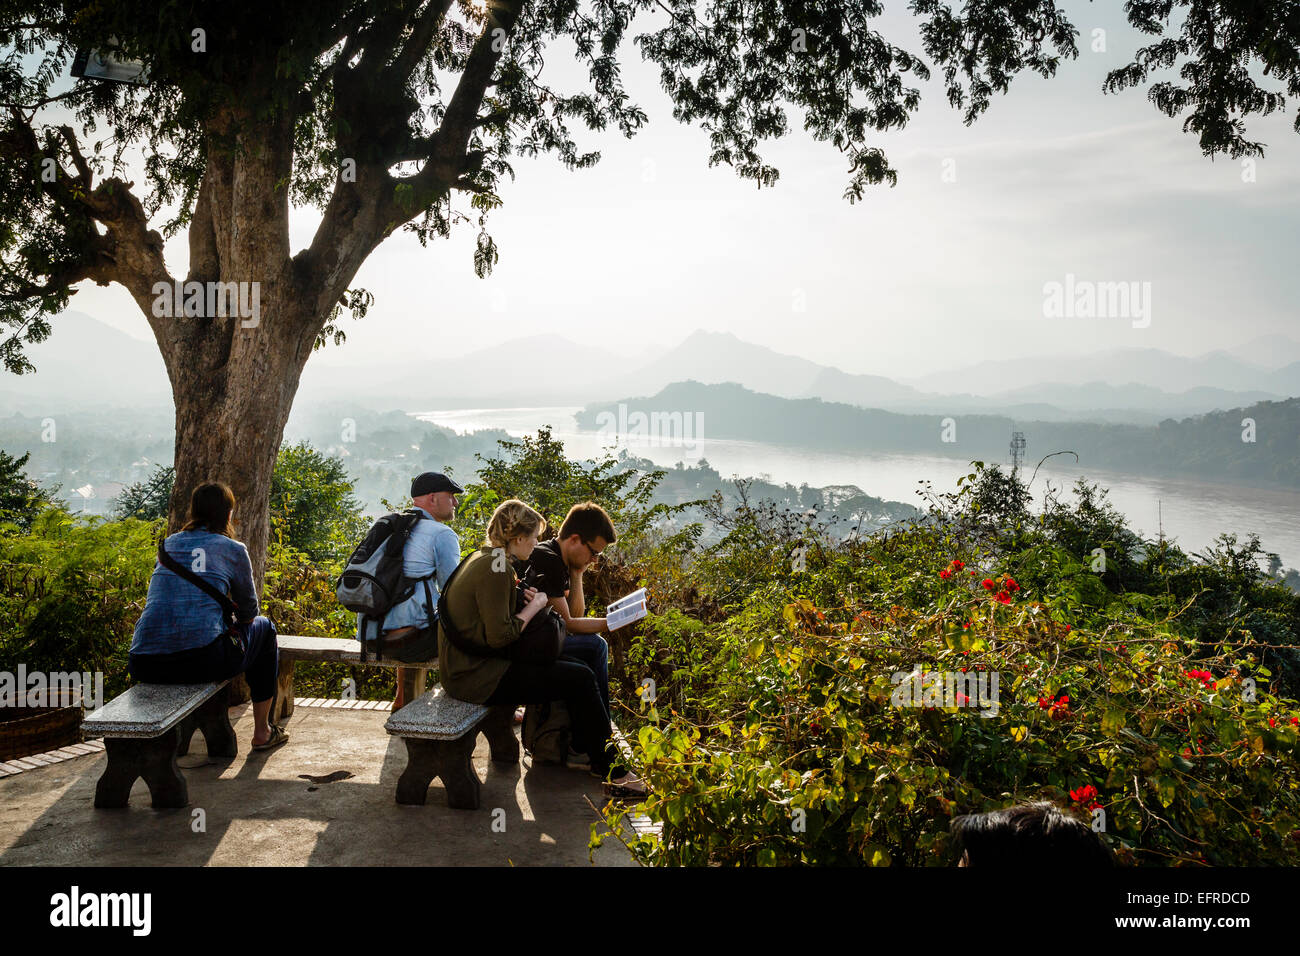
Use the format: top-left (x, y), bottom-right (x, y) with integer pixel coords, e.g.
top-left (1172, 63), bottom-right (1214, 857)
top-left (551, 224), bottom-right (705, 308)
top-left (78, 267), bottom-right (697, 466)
top-left (129, 482), bottom-right (286, 751)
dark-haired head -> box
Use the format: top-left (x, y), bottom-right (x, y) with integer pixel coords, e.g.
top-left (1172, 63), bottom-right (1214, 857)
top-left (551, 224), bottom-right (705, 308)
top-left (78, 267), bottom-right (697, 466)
top-left (558, 501), bottom-right (616, 546)
top-left (950, 801), bottom-right (1114, 867)
top-left (181, 482), bottom-right (237, 538)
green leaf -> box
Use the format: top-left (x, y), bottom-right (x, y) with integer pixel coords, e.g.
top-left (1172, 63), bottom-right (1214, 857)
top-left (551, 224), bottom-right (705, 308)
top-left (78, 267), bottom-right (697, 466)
top-left (1102, 707), bottom-right (1127, 736)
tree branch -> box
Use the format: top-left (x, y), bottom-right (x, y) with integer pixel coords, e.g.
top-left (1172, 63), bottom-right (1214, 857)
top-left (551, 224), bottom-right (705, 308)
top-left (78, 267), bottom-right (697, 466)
top-left (352, 0), bottom-right (427, 78)
top-left (395, 0), bottom-right (526, 207)
top-left (385, 0), bottom-right (456, 85)
top-left (56, 125), bottom-right (92, 186)
top-left (186, 169), bottom-right (221, 284)
top-left (3, 110), bottom-right (174, 342)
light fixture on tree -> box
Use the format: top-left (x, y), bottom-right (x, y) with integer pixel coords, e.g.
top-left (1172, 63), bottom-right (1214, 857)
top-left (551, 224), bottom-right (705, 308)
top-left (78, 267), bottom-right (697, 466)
top-left (71, 39), bottom-right (147, 86)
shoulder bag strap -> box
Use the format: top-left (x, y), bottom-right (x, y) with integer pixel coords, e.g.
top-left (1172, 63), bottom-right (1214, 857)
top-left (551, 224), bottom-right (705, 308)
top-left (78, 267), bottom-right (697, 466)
top-left (437, 555), bottom-right (510, 659)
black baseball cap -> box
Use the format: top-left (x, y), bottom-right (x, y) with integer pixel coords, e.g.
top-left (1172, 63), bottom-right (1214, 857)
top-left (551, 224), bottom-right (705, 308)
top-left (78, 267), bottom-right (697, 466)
top-left (411, 471), bottom-right (464, 497)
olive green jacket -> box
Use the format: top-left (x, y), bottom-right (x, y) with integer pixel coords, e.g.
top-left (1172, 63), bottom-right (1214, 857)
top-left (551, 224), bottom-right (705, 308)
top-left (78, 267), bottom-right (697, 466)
top-left (437, 546), bottom-right (521, 703)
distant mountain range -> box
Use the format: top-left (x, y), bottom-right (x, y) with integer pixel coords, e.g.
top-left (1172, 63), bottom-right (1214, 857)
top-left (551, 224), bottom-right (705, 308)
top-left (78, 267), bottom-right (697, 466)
top-left (0, 311), bottom-right (170, 411)
top-left (3, 313), bottom-right (1295, 426)
top-left (904, 346), bottom-right (1300, 398)
top-left (577, 381), bottom-right (1300, 490)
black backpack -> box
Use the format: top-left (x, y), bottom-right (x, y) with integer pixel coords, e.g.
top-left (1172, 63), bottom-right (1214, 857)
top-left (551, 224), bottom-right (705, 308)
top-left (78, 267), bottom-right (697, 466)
top-left (522, 699), bottom-right (572, 764)
top-left (335, 509), bottom-right (429, 661)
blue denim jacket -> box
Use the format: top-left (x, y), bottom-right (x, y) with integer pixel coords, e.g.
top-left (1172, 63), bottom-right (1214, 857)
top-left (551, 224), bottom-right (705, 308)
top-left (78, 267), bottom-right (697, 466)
top-left (355, 508), bottom-right (461, 641)
top-left (131, 529), bottom-right (259, 655)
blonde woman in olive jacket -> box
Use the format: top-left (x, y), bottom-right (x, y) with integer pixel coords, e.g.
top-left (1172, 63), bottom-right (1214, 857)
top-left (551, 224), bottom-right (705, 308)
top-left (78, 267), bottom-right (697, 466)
top-left (438, 499), bottom-right (646, 798)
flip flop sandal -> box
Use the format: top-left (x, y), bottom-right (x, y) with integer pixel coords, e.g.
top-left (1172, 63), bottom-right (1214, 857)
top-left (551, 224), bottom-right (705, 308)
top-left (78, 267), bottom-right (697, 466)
top-left (253, 724), bottom-right (289, 752)
top-left (603, 780), bottom-right (648, 801)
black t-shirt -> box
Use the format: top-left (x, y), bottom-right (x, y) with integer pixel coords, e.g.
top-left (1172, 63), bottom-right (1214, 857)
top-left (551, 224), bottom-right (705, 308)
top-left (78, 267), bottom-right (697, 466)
top-left (515, 538), bottom-right (569, 599)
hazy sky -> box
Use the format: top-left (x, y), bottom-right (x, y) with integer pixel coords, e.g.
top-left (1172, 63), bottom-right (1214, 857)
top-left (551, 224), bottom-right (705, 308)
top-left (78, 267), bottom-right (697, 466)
top-left (61, 0), bottom-right (1300, 379)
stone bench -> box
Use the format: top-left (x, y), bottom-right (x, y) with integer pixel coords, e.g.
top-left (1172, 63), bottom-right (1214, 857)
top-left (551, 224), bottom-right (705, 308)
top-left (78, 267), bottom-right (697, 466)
top-left (384, 689), bottom-right (519, 810)
top-left (83, 681), bottom-right (236, 809)
top-left (276, 635), bottom-right (435, 723)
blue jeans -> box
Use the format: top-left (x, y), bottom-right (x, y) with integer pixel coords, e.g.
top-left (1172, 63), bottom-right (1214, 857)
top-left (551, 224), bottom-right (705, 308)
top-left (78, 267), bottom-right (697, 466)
top-left (561, 629), bottom-right (610, 735)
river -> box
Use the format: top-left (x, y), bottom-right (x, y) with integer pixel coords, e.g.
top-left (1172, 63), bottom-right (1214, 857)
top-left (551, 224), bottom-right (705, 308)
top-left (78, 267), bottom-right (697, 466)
top-left (414, 406), bottom-right (1300, 568)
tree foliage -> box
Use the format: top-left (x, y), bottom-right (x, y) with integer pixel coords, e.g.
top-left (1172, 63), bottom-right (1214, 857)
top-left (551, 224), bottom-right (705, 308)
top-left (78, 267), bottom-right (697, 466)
top-left (0, 447), bottom-right (50, 530)
top-left (448, 426), bottom-right (701, 555)
top-left (113, 443), bottom-right (367, 561)
top-left (112, 463), bottom-right (174, 522)
top-left (269, 441), bottom-right (368, 562)
top-left (1, 0), bottom-right (1297, 366)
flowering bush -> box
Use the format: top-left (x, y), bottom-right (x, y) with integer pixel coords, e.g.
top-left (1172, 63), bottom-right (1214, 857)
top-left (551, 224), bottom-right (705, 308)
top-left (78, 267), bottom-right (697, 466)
top-left (593, 464), bottom-right (1300, 866)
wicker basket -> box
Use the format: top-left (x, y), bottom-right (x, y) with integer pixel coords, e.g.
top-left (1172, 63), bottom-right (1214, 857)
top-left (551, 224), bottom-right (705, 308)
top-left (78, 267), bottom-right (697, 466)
top-left (0, 691), bottom-right (83, 761)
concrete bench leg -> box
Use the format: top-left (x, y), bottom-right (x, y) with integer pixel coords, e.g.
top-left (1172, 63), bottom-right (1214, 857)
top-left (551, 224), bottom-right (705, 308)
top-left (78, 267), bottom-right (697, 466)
top-left (395, 735), bottom-right (480, 810)
top-left (480, 705), bottom-right (521, 764)
top-left (177, 687), bottom-right (237, 759)
top-left (275, 660), bottom-right (295, 723)
top-left (94, 729), bottom-right (188, 809)
top-left (395, 666), bottom-right (428, 711)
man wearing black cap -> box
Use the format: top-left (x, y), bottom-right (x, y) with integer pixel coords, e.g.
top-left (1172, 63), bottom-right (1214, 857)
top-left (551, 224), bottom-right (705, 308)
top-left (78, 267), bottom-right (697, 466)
top-left (355, 471), bottom-right (464, 706)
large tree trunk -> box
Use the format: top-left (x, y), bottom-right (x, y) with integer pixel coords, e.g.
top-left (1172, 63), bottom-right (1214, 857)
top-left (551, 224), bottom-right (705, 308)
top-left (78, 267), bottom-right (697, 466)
top-left (148, 98), bottom-right (395, 608)
top-left (166, 321), bottom-right (311, 706)
top-left (167, 345), bottom-right (304, 586)
top-left (143, 105), bottom-right (325, 709)
top-left (157, 106), bottom-right (309, 582)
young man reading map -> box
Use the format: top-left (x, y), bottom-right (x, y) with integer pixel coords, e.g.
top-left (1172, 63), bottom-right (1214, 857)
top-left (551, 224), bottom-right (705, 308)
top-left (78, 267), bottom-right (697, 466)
top-left (512, 502), bottom-right (616, 748)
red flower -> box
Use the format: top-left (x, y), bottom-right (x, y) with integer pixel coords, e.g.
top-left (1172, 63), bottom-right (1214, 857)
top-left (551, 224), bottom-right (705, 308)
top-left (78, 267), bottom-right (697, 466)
top-left (1291, 716), bottom-right (1299, 727)
top-left (1069, 784), bottom-right (1097, 803)
top-left (994, 591), bottom-right (1011, 604)
top-left (981, 578), bottom-right (995, 590)
top-left (1048, 695), bottom-right (1071, 720)
top-left (1069, 784), bottom-right (1100, 809)
top-left (969, 570), bottom-right (977, 577)
top-left (951, 560), bottom-right (965, 570)
top-left (809, 721), bottom-right (823, 735)
top-left (1037, 696), bottom-right (1052, 709)
top-left (1269, 717), bottom-right (1276, 728)
top-left (1005, 578), bottom-right (1019, 591)
top-left (939, 569), bottom-right (952, 579)
top-left (1064, 624), bottom-right (1072, 632)
top-left (955, 692), bottom-right (969, 706)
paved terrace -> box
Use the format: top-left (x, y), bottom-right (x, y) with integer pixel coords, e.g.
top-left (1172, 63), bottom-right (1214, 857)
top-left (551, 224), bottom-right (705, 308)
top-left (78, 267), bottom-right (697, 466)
top-left (0, 701), bottom-right (637, 866)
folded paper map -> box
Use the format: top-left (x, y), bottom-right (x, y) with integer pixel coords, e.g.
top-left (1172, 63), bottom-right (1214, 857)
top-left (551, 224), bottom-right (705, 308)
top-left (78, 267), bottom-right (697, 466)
top-left (606, 587), bottom-right (647, 630)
